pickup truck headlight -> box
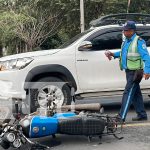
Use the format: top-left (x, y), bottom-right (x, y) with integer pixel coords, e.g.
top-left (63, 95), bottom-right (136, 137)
top-left (0, 57), bottom-right (33, 71)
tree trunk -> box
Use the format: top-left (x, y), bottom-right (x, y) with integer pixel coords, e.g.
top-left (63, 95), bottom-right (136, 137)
top-left (0, 44), bottom-right (3, 57)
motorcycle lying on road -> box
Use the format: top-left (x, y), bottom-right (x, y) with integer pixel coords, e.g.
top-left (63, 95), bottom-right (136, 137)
top-left (0, 101), bottom-right (123, 150)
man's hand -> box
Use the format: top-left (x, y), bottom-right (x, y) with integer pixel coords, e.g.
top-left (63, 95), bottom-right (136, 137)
top-left (144, 74), bottom-right (150, 80)
top-left (105, 50), bottom-right (114, 60)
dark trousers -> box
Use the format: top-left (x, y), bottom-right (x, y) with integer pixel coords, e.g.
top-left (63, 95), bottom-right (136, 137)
top-left (119, 69), bottom-right (147, 121)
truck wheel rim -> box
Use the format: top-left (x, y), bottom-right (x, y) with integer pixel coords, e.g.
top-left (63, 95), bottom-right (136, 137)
top-left (37, 85), bottom-right (64, 108)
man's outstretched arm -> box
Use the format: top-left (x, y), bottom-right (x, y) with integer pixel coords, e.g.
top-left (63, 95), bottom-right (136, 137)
top-left (138, 39), bottom-right (150, 80)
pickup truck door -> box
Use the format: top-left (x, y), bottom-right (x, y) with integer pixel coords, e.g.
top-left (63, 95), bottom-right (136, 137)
top-left (76, 29), bottom-right (126, 92)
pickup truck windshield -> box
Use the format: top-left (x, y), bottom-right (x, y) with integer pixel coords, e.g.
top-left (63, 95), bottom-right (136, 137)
top-left (59, 29), bottom-right (94, 49)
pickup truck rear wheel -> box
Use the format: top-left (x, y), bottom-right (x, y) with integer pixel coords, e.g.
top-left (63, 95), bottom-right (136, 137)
top-left (29, 77), bottom-right (72, 112)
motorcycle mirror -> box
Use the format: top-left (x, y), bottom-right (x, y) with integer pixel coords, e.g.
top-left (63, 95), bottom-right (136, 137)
top-left (15, 101), bottom-right (19, 114)
top-left (71, 87), bottom-right (75, 102)
top-left (13, 101), bottom-right (21, 120)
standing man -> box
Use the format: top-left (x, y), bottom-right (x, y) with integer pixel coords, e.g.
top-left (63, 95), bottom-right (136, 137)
top-left (105, 21), bottom-right (150, 122)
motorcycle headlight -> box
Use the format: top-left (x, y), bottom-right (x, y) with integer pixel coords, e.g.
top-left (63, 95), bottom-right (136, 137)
top-left (5, 132), bottom-right (16, 142)
top-left (0, 57), bottom-right (33, 71)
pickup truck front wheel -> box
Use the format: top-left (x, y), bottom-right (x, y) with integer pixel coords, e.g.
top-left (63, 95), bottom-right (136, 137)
top-left (29, 77), bottom-right (72, 112)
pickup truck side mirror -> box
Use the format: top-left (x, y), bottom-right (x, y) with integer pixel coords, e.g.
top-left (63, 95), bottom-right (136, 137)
top-left (78, 41), bottom-right (92, 51)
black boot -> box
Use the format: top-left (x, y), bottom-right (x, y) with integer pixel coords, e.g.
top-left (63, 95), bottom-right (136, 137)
top-left (132, 116), bottom-right (148, 121)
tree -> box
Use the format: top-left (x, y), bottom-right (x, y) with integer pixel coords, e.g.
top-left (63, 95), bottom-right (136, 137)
top-left (0, 0), bottom-right (65, 52)
top-left (0, 0), bottom-right (150, 55)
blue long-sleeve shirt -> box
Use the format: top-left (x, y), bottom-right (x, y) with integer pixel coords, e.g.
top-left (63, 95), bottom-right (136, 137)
top-left (114, 33), bottom-right (150, 74)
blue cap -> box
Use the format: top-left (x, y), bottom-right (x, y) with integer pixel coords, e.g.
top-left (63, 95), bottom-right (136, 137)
top-left (123, 21), bottom-right (136, 31)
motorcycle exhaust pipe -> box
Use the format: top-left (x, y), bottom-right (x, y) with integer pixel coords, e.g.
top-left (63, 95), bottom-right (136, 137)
top-left (59, 103), bottom-right (101, 112)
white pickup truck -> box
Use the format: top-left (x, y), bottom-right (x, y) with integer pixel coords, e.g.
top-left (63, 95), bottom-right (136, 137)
top-left (0, 14), bottom-right (150, 112)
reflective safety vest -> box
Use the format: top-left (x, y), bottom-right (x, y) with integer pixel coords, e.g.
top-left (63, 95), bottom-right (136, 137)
top-left (120, 35), bottom-right (143, 70)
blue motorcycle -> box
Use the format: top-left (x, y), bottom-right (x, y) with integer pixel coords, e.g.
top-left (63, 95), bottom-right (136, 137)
top-left (0, 103), bottom-right (123, 150)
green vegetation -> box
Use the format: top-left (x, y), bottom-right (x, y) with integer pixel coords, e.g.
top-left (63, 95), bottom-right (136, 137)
top-left (0, 0), bottom-right (150, 56)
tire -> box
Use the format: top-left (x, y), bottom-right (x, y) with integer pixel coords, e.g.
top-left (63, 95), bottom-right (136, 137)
top-left (28, 77), bottom-right (72, 112)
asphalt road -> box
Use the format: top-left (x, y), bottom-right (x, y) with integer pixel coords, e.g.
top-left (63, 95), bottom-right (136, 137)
top-left (50, 100), bottom-right (150, 150)
top-left (1, 98), bottom-right (150, 150)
